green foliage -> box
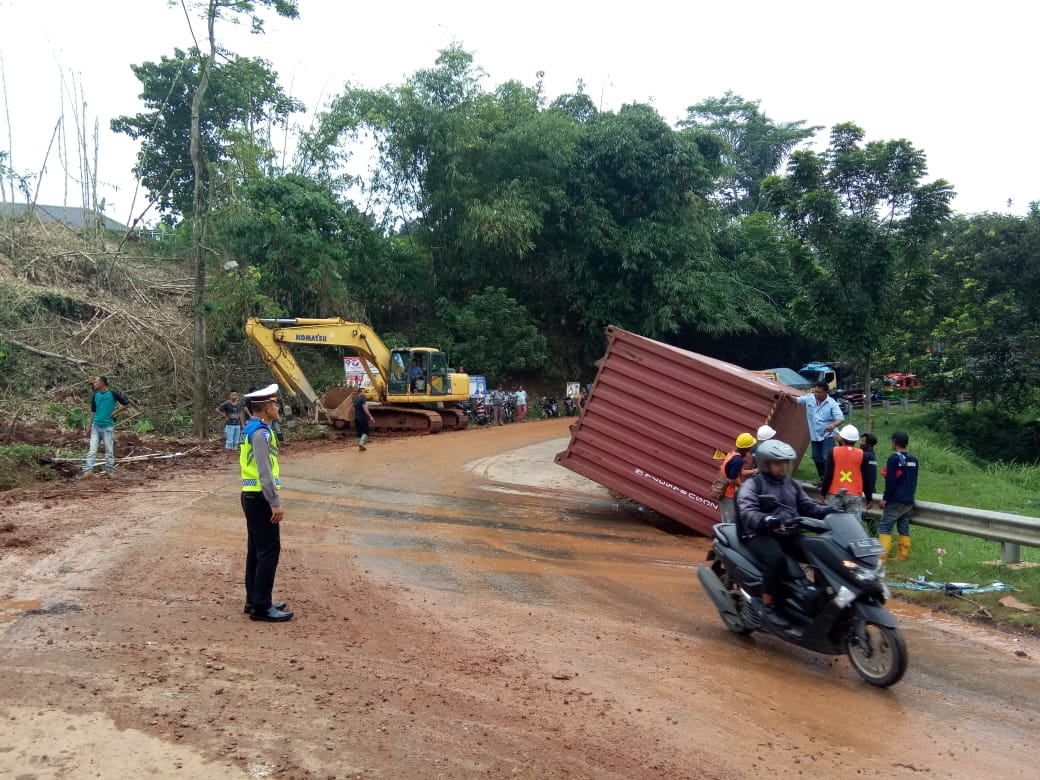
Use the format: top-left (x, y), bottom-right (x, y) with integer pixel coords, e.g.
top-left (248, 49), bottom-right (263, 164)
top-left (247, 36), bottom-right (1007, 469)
top-left (0, 444), bottom-right (56, 491)
top-left (916, 206), bottom-right (1040, 412)
top-left (133, 417), bottom-right (155, 435)
top-left (681, 91), bottom-right (821, 215)
top-left (111, 48), bottom-right (304, 217)
top-left (206, 264), bottom-right (283, 354)
top-left (301, 47), bottom-right (788, 367)
top-left (47, 403), bottom-right (88, 431)
top-left (765, 123), bottom-right (954, 427)
top-left (213, 174), bottom-right (371, 317)
top-left (168, 407), bottom-right (191, 429)
top-left (435, 287), bottom-right (548, 381)
top-left (918, 405), bottom-right (1040, 464)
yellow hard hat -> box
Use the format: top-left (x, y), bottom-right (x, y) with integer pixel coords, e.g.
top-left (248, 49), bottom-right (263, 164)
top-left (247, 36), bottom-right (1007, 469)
top-left (736, 432), bottom-right (756, 449)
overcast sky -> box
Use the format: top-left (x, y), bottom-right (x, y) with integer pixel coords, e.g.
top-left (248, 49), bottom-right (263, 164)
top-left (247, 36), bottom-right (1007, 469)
top-left (1, 0), bottom-right (1036, 226)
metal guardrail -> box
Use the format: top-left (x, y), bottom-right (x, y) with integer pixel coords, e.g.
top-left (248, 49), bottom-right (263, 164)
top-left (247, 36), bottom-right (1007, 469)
top-left (801, 483), bottom-right (1040, 564)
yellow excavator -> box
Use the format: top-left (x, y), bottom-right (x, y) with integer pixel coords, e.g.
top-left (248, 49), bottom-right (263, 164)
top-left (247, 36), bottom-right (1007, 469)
top-left (245, 317), bottom-right (470, 434)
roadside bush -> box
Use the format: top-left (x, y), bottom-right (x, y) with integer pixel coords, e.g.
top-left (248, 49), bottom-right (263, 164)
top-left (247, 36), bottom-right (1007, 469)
top-left (919, 405), bottom-right (1040, 464)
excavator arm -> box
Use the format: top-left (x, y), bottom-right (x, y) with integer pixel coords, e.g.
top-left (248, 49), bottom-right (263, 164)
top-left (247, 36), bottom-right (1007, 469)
top-left (246, 317), bottom-right (469, 434)
top-left (245, 317), bottom-right (392, 403)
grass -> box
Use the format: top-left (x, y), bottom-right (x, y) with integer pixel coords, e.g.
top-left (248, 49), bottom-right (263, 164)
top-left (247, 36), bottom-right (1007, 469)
top-left (0, 444), bottom-right (59, 491)
top-left (794, 403), bottom-right (1040, 632)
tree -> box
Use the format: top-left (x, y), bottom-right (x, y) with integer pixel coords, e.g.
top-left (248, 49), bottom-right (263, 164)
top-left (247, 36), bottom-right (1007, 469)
top-left (764, 123), bottom-right (954, 431)
top-left (435, 287), bottom-right (548, 381)
top-left (111, 49), bottom-right (303, 217)
top-left (171, 0), bottom-right (299, 438)
top-left (214, 173), bottom-right (373, 317)
top-left (681, 92), bottom-right (820, 215)
top-left (919, 206), bottom-right (1040, 411)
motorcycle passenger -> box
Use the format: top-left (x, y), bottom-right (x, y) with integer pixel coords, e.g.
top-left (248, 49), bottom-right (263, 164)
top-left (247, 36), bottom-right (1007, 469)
top-left (736, 439), bottom-right (834, 630)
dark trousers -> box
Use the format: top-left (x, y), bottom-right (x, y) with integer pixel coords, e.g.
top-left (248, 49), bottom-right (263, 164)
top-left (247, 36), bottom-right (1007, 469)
top-left (748, 533), bottom-right (804, 598)
top-left (242, 492), bottom-right (281, 610)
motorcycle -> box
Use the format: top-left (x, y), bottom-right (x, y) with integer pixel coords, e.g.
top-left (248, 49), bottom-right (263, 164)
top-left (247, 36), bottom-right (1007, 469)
top-left (462, 396), bottom-right (491, 426)
top-left (697, 500), bottom-right (907, 687)
top-left (540, 395), bottom-right (559, 418)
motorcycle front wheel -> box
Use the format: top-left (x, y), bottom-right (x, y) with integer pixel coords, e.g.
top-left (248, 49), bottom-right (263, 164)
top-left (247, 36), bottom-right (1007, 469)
top-left (846, 619), bottom-right (907, 687)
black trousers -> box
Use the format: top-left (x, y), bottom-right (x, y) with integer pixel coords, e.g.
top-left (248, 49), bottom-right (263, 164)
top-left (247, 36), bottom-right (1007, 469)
top-left (242, 492), bottom-right (281, 611)
top-left (748, 533), bottom-right (804, 598)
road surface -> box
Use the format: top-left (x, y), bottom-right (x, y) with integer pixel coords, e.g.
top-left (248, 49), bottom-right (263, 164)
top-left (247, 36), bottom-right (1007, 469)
top-left (1, 418), bottom-right (1036, 778)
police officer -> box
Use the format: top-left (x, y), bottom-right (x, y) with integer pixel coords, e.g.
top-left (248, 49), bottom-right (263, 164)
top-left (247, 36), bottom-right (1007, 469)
top-left (241, 383), bottom-right (293, 622)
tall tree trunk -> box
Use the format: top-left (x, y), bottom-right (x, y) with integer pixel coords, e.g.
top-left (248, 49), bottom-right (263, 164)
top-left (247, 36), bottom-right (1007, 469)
top-left (189, 7), bottom-right (217, 439)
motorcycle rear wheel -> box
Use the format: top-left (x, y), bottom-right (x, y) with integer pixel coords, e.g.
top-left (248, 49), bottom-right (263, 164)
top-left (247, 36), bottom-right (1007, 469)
top-left (712, 559), bottom-right (753, 635)
top-left (846, 620), bottom-right (907, 687)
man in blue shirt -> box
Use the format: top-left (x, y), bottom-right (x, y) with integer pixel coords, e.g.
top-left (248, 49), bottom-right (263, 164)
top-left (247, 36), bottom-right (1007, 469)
top-left (879, 430), bottom-right (920, 561)
top-left (408, 359), bottom-right (424, 393)
top-left (795, 381), bottom-right (844, 480)
top-left (82, 376), bottom-right (130, 475)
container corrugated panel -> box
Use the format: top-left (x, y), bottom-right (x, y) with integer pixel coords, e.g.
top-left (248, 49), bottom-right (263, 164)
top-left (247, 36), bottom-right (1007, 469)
top-left (556, 326), bottom-right (811, 535)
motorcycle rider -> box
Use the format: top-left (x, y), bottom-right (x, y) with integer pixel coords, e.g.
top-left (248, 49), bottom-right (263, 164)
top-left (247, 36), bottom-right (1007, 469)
top-left (736, 439), bottom-right (834, 630)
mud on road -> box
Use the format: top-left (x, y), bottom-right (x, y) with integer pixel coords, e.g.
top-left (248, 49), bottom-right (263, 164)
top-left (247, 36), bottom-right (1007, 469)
top-left (1, 418), bottom-right (1038, 778)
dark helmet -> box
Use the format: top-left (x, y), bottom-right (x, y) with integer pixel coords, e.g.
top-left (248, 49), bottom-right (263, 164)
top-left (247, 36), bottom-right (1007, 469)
top-left (756, 439), bottom-right (797, 482)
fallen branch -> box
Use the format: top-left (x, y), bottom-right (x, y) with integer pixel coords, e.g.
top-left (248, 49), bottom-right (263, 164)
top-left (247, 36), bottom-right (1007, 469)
top-left (1, 334), bottom-right (91, 365)
top-left (47, 444), bottom-right (204, 465)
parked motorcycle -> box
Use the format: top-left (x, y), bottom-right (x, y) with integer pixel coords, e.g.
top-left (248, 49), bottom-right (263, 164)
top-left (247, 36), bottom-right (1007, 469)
top-left (462, 396), bottom-right (491, 425)
top-left (697, 504), bottom-right (907, 687)
top-left (540, 394), bottom-right (559, 418)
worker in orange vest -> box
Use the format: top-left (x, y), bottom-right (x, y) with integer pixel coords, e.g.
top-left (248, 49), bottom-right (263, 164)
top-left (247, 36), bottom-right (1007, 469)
top-left (821, 424), bottom-right (873, 522)
top-left (718, 432), bottom-right (758, 522)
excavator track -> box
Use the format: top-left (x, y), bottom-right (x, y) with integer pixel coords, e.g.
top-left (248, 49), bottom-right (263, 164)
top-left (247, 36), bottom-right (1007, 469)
top-left (318, 386), bottom-right (456, 434)
top-left (436, 408), bottom-right (469, 431)
top-left (370, 405), bottom-right (443, 434)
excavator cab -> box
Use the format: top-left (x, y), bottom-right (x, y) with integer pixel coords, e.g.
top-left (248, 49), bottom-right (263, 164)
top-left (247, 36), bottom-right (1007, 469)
top-left (388, 348), bottom-right (452, 397)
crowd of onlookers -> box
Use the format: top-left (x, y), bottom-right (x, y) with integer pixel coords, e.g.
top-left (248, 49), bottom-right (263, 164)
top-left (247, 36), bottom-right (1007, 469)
top-left (463, 384), bottom-right (589, 425)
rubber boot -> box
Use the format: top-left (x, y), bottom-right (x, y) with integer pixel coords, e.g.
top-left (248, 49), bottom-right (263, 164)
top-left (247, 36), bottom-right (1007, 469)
top-left (878, 534), bottom-right (893, 562)
top-left (895, 535), bottom-right (911, 561)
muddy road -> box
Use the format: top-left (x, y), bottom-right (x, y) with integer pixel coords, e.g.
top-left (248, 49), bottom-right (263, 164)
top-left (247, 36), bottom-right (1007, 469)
top-left (1, 418), bottom-right (1037, 778)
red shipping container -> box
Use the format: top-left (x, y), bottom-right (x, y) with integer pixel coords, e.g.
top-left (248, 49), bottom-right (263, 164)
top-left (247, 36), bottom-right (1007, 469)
top-left (556, 326), bottom-right (811, 535)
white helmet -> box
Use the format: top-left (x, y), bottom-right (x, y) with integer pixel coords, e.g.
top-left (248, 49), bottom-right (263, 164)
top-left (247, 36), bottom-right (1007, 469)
top-left (838, 424), bottom-right (860, 443)
top-left (756, 424), bottom-right (777, 442)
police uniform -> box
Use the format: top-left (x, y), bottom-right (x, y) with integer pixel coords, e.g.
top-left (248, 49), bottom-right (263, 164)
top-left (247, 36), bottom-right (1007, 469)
top-left (241, 384), bottom-right (293, 622)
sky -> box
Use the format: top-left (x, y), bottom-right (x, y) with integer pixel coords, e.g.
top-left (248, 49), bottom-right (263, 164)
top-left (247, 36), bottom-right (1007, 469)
top-left (1, 0), bottom-right (1037, 227)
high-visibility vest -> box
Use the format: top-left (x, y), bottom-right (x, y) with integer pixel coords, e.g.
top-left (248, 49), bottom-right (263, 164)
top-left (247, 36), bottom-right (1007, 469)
top-left (240, 419), bottom-right (280, 492)
top-left (830, 445), bottom-right (864, 496)
top-left (720, 450), bottom-right (744, 499)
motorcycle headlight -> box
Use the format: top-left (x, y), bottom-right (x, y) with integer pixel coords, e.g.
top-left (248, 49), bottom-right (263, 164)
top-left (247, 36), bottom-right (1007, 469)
top-left (842, 559), bottom-right (879, 585)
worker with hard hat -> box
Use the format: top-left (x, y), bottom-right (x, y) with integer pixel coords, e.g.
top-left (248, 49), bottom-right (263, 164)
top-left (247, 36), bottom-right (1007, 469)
top-left (718, 432), bottom-right (759, 522)
top-left (820, 423), bottom-right (873, 522)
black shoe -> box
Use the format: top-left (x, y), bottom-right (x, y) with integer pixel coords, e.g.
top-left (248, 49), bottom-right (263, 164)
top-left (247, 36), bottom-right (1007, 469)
top-left (244, 601), bottom-right (287, 614)
top-left (249, 606), bottom-right (294, 622)
top-left (761, 602), bottom-right (792, 630)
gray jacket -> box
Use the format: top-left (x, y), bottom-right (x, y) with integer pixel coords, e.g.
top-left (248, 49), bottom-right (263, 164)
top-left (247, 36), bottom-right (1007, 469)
top-left (736, 474), bottom-right (831, 540)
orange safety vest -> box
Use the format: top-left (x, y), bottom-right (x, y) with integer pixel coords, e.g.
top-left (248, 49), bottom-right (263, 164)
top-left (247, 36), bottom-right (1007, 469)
top-left (829, 445), bottom-right (865, 496)
top-left (720, 450), bottom-right (745, 499)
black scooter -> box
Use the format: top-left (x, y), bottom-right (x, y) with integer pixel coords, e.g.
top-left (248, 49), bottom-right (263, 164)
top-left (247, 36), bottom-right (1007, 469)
top-left (697, 501), bottom-right (907, 687)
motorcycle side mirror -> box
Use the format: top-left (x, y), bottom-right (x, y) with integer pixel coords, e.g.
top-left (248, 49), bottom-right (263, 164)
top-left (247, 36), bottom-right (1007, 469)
top-left (759, 496), bottom-right (778, 512)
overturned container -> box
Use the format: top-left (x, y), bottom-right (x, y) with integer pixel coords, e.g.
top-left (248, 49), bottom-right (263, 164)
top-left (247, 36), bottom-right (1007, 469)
top-left (556, 326), bottom-right (810, 535)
